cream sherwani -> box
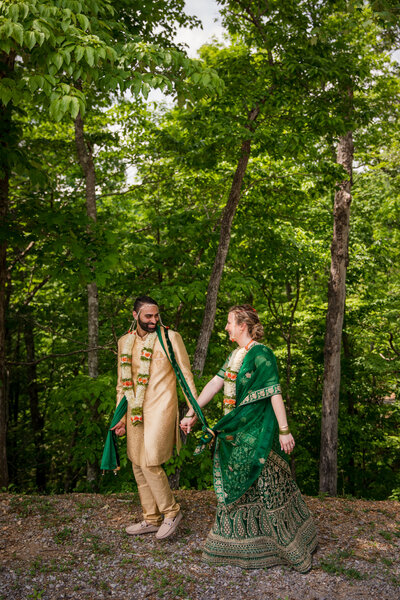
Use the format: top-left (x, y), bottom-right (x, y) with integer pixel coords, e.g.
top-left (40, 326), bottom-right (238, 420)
top-left (116, 327), bottom-right (197, 524)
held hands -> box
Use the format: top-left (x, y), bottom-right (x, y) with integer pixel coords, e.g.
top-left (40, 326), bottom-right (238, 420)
top-left (111, 419), bottom-right (126, 437)
top-left (179, 415), bottom-right (197, 434)
top-left (279, 432), bottom-right (295, 455)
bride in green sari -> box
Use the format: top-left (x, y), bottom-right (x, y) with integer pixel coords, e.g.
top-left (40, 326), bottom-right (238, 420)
top-left (180, 305), bottom-right (317, 572)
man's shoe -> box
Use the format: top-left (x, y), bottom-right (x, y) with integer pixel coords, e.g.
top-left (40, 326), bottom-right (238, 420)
top-left (155, 511), bottom-right (183, 540)
top-left (125, 520), bottom-right (160, 535)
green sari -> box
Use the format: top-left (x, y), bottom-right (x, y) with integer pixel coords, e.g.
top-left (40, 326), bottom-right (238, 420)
top-left (203, 344), bottom-right (318, 572)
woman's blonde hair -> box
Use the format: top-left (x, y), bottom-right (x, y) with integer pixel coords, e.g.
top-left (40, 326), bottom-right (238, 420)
top-left (228, 304), bottom-right (264, 340)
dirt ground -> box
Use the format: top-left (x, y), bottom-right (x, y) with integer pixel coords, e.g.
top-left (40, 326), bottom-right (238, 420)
top-left (0, 491), bottom-right (399, 600)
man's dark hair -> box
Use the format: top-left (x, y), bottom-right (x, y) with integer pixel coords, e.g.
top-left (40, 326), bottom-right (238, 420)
top-left (133, 295), bottom-right (159, 313)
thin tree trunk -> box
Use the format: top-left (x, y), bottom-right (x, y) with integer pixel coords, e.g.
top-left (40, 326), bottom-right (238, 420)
top-left (193, 107), bottom-right (260, 374)
top-left (24, 315), bottom-right (46, 491)
top-left (74, 111), bottom-right (99, 484)
top-left (0, 171), bottom-right (9, 488)
top-left (0, 51), bottom-right (15, 489)
top-left (74, 111), bottom-right (98, 379)
top-left (319, 131), bottom-right (354, 496)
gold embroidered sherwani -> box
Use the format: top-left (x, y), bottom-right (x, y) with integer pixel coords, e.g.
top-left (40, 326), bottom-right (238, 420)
top-left (116, 328), bottom-right (197, 467)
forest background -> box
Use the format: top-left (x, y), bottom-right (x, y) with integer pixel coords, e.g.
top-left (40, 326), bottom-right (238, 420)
top-left (1, 0), bottom-right (399, 502)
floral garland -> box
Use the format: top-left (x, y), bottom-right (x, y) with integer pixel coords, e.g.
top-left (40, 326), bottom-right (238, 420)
top-left (120, 330), bottom-right (158, 425)
top-left (223, 341), bottom-right (258, 415)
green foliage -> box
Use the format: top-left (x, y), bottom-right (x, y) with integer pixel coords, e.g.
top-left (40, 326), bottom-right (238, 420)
top-left (3, 0), bottom-right (400, 499)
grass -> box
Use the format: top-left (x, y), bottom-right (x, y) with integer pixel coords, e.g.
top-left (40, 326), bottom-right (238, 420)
top-left (319, 550), bottom-right (367, 580)
top-left (27, 589), bottom-right (44, 600)
top-left (9, 496), bottom-right (55, 518)
top-left (84, 532), bottom-right (112, 555)
top-left (54, 526), bottom-right (73, 544)
top-left (379, 530), bottom-right (393, 541)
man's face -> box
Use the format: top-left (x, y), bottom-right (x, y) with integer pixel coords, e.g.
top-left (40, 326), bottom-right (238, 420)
top-left (133, 304), bottom-right (159, 334)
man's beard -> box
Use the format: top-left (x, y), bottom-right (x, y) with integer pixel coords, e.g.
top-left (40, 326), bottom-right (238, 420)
top-left (138, 317), bottom-right (157, 333)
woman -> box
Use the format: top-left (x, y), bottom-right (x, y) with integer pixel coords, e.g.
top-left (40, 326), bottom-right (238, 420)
top-left (180, 305), bottom-right (317, 572)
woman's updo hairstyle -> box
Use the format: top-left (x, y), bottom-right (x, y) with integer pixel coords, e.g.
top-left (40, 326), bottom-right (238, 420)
top-left (229, 304), bottom-right (264, 341)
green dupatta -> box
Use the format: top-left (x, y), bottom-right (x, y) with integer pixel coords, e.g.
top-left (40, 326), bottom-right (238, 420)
top-left (210, 344), bottom-right (285, 506)
top-left (100, 396), bottom-right (127, 472)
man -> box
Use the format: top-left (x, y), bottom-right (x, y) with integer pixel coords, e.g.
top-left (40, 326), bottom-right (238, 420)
top-left (112, 296), bottom-right (197, 540)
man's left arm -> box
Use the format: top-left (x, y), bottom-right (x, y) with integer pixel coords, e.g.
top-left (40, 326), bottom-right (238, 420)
top-left (170, 331), bottom-right (198, 407)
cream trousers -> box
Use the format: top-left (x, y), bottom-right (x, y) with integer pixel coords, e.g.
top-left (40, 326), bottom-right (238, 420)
top-left (132, 462), bottom-right (180, 525)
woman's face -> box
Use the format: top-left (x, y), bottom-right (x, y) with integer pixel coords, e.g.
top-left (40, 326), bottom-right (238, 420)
top-left (225, 312), bottom-right (243, 342)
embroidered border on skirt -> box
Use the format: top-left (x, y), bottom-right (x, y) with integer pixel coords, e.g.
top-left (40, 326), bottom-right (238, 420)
top-left (202, 450), bottom-right (318, 572)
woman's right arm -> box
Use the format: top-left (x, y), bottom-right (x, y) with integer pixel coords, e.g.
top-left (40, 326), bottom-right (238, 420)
top-left (180, 375), bottom-right (224, 434)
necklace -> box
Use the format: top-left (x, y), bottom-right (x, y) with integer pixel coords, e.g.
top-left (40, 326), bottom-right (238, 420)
top-left (120, 330), bottom-right (157, 425)
top-left (223, 340), bottom-right (257, 415)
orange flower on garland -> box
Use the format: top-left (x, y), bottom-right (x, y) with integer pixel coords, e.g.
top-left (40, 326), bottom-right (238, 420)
top-left (120, 331), bottom-right (157, 425)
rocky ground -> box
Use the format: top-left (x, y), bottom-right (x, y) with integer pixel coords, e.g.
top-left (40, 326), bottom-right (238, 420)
top-left (0, 491), bottom-right (399, 600)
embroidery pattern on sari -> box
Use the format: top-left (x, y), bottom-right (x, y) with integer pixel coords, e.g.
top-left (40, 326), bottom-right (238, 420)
top-left (203, 449), bottom-right (318, 572)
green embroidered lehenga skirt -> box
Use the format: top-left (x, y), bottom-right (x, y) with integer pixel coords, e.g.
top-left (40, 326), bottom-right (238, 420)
top-left (203, 449), bottom-right (318, 572)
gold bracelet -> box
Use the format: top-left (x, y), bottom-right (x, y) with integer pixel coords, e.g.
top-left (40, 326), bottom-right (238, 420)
top-left (279, 428), bottom-right (291, 435)
top-left (184, 415), bottom-right (194, 419)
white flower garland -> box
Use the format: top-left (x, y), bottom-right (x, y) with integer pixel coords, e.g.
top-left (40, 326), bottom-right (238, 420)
top-left (120, 330), bottom-right (158, 425)
top-left (223, 341), bottom-right (258, 415)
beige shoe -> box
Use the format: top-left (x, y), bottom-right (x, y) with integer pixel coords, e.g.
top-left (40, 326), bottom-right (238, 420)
top-left (155, 511), bottom-right (183, 540)
top-left (125, 520), bottom-right (160, 535)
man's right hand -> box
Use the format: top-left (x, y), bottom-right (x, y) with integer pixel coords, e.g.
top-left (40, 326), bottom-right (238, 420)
top-left (111, 419), bottom-right (126, 436)
top-left (179, 415), bottom-right (197, 434)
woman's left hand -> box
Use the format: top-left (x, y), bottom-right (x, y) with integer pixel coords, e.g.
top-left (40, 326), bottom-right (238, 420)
top-left (279, 433), bottom-right (295, 454)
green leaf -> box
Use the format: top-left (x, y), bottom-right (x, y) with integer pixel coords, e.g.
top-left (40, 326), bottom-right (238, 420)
top-left (76, 13), bottom-right (90, 31)
top-left (141, 82), bottom-right (150, 99)
top-left (192, 72), bottom-right (201, 85)
top-left (75, 46), bottom-right (85, 62)
top-left (20, 3), bottom-right (29, 19)
top-left (85, 46), bottom-right (94, 67)
top-left (52, 53), bottom-right (63, 70)
top-left (0, 40), bottom-right (11, 54)
top-left (59, 95), bottom-right (72, 116)
top-left (0, 85), bottom-right (13, 106)
top-left (70, 96), bottom-right (80, 119)
top-left (8, 4), bottom-right (19, 22)
top-left (201, 73), bottom-right (211, 87)
top-left (36, 32), bottom-right (45, 47)
top-left (25, 31), bottom-right (36, 51)
top-left (12, 23), bottom-right (24, 45)
top-left (49, 98), bottom-right (63, 121)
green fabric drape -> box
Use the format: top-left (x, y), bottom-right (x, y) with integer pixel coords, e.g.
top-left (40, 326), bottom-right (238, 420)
top-left (100, 396), bottom-right (127, 471)
top-left (156, 325), bottom-right (215, 445)
top-left (209, 344), bottom-right (284, 506)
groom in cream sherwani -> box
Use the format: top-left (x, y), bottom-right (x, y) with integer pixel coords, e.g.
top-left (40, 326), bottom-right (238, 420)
top-left (112, 295), bottom-right (197, 539)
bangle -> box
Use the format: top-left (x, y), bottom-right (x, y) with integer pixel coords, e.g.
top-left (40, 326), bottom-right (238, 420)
top-left (184, 414), bottom-right (194, 419)
top-left (279, 428), bottom-right (291, 435)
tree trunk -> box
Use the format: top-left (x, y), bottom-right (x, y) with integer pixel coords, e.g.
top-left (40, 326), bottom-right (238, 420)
top-left (0, 170), bottom-right (9, 489)
top-left (342, 324), bottom-right (356, 496)
top-left (24, 315), bottom-right (46, 491)
top-left (0, 51), bottom-right (15, 489)
top-left (74, 111), bottom-right (99, 379)
top-left (193, 108), bottom-right (260, 374)
top-left (74, 111), bottom-right (99, 485)
top-left (319, 131), bottom-right (354, 496)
